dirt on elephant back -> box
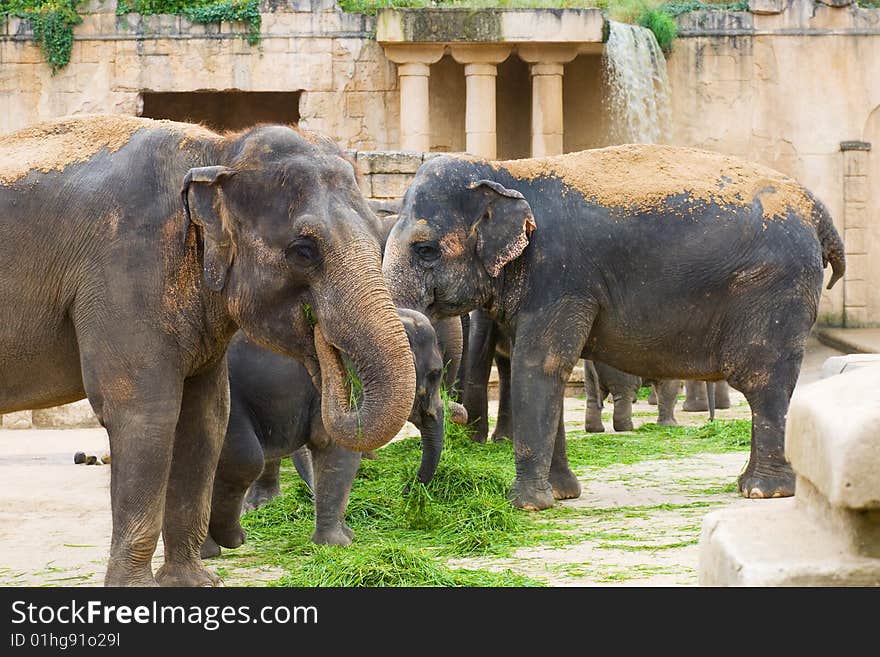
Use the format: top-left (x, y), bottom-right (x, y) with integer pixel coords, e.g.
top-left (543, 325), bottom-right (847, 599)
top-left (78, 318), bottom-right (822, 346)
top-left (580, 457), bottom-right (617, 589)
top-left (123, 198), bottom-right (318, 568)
top-left (487, 144), bottom-right (817, 222)
top-left (0, 115), bottom-right (219, 186)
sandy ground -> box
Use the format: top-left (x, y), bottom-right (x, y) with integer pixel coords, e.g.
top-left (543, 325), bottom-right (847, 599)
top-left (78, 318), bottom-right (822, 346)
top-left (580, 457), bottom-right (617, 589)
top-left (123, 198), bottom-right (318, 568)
top-left (0, 336), bottom-right (844, 587)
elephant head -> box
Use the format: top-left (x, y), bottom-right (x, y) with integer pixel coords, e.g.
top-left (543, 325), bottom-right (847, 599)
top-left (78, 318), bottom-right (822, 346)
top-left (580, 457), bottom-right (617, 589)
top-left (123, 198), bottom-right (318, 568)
top-left (181, 126), bottom-right (415, 452)
top-left (382, 156), bottom-right (535, 321)
top-left (398, 308), bottom-right (467, 483)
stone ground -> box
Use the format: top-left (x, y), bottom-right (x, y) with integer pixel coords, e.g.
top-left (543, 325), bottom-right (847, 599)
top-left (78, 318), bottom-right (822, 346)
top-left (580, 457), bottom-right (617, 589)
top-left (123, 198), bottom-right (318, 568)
top-left (0, 336), bottom-right (847, 587)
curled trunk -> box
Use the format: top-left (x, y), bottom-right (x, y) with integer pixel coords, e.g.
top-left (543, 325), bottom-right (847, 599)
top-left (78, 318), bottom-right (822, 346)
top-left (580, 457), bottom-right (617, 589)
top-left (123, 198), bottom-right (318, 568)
top-left (314, 245), bottom-right (417, 452)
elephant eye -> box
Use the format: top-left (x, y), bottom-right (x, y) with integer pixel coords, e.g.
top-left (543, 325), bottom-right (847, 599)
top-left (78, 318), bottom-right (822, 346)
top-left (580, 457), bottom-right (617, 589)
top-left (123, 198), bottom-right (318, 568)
top-left (286, 238), bottom-right (321, 266)
top-left (412, 240), bottom-right (441, 262)
top-left (427, 368), bottom-right (442, 382)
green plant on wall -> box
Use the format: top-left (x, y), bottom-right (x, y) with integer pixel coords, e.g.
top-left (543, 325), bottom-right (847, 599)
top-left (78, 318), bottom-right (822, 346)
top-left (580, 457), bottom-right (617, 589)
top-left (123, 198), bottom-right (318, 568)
top-left (117, 0), bottom-right (261, 46)
top-left (0, 0), bottom-right (262, 73)
top-left (1, 0), bottom-right (83, 73)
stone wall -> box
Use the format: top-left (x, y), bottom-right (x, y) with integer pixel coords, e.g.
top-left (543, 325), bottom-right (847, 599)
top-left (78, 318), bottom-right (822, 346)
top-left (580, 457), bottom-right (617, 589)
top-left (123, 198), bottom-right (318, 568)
top-left (0, 0), bottom-right (400, 150)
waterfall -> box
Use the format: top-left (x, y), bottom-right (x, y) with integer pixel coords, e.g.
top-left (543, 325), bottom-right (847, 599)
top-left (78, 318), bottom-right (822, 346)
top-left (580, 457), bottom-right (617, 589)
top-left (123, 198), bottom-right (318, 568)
top-left (602, 21), bottom-right (672, 144)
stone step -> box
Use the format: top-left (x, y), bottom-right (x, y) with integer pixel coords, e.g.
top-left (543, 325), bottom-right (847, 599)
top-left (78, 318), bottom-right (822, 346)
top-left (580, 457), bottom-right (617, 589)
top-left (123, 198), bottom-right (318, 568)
top-left (699, 500), bottom-right (880, 586)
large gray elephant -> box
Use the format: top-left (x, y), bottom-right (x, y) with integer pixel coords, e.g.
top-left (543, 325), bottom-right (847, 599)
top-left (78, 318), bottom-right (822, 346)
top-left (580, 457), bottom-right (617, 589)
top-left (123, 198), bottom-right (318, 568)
top-left (0, 115), bottom-right (416, 586)
top-left (383, 145), bottom-right (844, 509)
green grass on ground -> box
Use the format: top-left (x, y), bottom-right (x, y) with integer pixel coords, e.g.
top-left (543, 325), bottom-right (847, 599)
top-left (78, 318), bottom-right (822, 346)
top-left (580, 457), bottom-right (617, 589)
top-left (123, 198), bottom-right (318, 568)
top-left (224, 410), bottom-right (750, 586)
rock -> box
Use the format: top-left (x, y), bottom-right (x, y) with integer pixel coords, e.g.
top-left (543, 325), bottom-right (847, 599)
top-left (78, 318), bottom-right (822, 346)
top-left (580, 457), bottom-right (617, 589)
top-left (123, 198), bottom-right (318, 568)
top-left (101, 454), bottom-right (111, 464)
top-left (85, 455), bottom-right (98, 465)
top-left (73, 451), bottom-right (86, 465)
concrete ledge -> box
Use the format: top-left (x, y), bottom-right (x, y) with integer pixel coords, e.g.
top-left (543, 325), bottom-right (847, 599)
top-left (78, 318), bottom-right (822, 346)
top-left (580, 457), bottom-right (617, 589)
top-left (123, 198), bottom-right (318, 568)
top-left (699, 502), bottom-right (880, 586)
top-left (376, 8), bottom-right (606, 45)
top-left (785, 364), bottom-right (880, 509)
top-left (816, 328), bottom-right (880, 354)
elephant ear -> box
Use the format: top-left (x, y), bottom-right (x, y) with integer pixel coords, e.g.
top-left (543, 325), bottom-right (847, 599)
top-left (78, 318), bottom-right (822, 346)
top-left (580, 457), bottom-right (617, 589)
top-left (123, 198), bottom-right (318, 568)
top-left (470, 180), bottom-right (536, 278)
top-left (181, 165), bottom-right (237, 292)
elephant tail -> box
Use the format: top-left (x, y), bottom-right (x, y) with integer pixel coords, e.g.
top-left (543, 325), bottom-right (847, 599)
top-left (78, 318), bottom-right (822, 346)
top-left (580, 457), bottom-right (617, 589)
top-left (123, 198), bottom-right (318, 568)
top-left (810, 194), bottom-right (845, 290)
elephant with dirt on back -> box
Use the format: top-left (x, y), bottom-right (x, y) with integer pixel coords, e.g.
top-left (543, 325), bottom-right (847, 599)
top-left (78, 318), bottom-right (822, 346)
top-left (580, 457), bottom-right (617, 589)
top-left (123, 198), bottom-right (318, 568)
top-left (0, 115), bottom-right (416, 586)
top-left (383, 144), bottom-right (844, 509)
top-left (204, 308), bottom-right (467, 556)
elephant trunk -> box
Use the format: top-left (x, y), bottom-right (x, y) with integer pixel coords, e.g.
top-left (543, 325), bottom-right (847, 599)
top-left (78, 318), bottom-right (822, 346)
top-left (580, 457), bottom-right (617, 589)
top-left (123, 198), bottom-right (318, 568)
top-left (314, 242), bottom-right (417, 452)
top-left (416, 413), bottom-right (444, 484)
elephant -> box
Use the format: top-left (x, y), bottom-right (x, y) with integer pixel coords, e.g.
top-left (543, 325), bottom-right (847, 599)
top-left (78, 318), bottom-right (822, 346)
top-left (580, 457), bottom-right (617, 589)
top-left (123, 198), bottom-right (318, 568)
top-left (383, 144), bottom-right (845, 509)
top-left (683, 380), bottom-right (731, 412)
top-left (583, 360), bottom-right (680, 433)
top-left (202, 308), bottom-right (467, 557)
top-left (0, 115), bottom-right (416, 585)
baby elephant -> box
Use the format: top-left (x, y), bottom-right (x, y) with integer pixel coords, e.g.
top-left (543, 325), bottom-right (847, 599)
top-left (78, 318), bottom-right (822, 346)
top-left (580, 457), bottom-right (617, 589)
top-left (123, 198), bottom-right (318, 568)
top-left (203, 308), bottom-right (467, 557)
top-left (583, 360), bottom-right (679, 433)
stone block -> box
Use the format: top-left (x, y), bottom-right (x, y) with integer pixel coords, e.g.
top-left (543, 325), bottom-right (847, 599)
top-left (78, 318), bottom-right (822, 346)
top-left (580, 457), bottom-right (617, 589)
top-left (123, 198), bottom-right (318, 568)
top-left (748, 0), bottom-right (786, 13)
top-left (355, 150), bottom-right (424, 175)
top-left (698, 502), bottom-right (880, 586)
top-left (843, 176), bottom-right (867, 203)
top-left (785, 364), bottom-right (880, 509)
top-left (844, 254), bottom-right (867, 281)
top-left (844, 150), bottom-right (868, 177)
top-left (32, 400), bottom-right (101, 429)
top-left (844, 203), bottom-right (867, 229)
top-left (370, 172), bottom-right (414, 199)
top-left (845, 279), bottom-right (868, 307)
top-left (844, 227), bottom-right (866, 255)
top-left (1, 411), bottom-right (33, 429)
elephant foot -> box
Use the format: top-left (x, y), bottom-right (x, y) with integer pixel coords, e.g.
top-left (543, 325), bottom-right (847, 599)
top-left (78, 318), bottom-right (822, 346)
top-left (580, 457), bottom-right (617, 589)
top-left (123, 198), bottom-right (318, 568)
top-left (210, 521), bottom-right (247, 550)
top-left (312, 523), bottom-right (354, 546)
top-left (243, 484), bottom-right (281, 513)
top-left (549, 469), bottom-right (582, 501)
top-left (657, 417), bottom-right (678, 427)
top-left (156, 561), bottom-right (222, 587)
top-left (156, 563), bottom-right (221, 587)
top-left (738, 462), bottom-right (795, 499)
top-left (508, 478), bottom-right (555, 511)
top-left (612, 419), bottom-right (634, 432)
top-left (491, 426), bottom-right (511, 442)
top-left (104, 563), bottom-right (157, 587)
top-left (200, 535), bottom-right (222, 559)
top-left (682, 400), bottom-right (708, 412)
top-left (715, 395), bottom-right (731, 409)
top-left (584, 421), bottom-right (605, 433)
top-left (647, 390), bottom-right (658, 405)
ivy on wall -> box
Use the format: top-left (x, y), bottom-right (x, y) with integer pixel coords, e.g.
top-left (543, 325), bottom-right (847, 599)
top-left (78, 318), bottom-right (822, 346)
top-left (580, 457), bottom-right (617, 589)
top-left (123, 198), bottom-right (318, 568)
top-left (0, 0), bottom-right (261, 73)
top-left (1, 0), bottom-right (82, 72)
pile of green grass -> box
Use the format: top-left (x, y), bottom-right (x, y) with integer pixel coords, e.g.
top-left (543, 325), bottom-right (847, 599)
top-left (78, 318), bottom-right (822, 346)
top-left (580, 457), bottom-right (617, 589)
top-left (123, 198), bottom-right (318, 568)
top-left (230, 387), bottom-right (750, 586)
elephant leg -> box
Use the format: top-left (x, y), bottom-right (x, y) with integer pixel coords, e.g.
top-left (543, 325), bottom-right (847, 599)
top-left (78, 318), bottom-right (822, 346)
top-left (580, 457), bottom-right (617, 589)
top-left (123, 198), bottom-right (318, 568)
top-left (610, 391), bottom-right (634, 432)
top-left (509, 313), bottom-right (586, 510)
top-left (549, 409), bottom-right (581, 500)
top-left (655, 380), bottom-right (679, 426)
top-left (462, 309), bottom-right (497, 443)
top-left (98, 378), bottom-right (183, 587)
top-left (310, 438), bottom-right (362, 546)
top-left (157, 358), bottom-right (229, 587)
top-left (491, 351), bottom-right (513, 442)
top-left (583, 360), bottom-right (605, 433)
top-left (731, 356), bottom-right (801, 499)
top-left (713, 381), bottom-right (731, 409)
top-left (244, 457), bottom-right (283, 512)
top-left (207, 396), bottom-right (264, 552)
top-left (647, 386), bottom-right (658, 405)
top-left (683, 380), bottom-right (708, 412)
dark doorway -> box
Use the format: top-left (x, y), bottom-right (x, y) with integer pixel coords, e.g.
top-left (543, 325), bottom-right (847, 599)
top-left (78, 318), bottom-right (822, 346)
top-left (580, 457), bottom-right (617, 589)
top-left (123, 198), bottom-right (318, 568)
top-left (139, 91), bottom-right (302, 132)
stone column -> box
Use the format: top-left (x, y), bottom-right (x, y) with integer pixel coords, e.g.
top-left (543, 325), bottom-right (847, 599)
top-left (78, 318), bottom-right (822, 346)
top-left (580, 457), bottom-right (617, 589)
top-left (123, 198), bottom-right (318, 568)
top-left (451, 45), bottom-right (511, 159)
top-left (383, 45), bottom-right (445, 153)
top-left (840, 141), bottom-right (872, 327)
top-left (518, 45), bottom-right (579, 157)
